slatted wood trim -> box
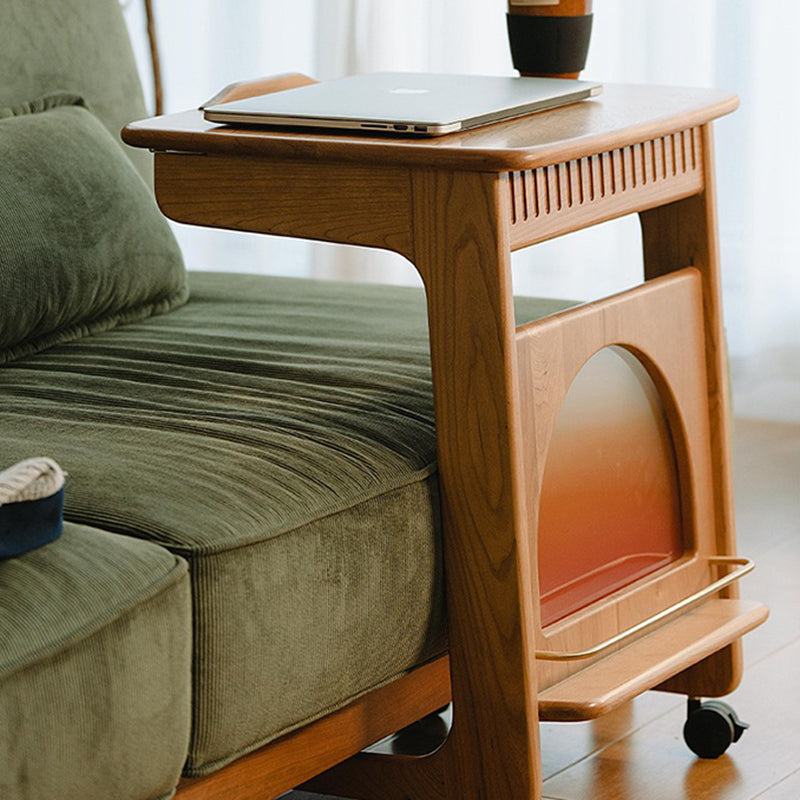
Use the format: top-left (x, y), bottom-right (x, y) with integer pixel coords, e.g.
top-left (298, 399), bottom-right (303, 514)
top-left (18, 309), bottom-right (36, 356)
top-left (508, 128), bottom-right (703, 250)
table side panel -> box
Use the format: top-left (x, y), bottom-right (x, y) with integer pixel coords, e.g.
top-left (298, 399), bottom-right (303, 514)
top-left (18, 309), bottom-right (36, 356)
top-left (508, 127), bottom-right (703, 249)
top-left (515, 270), bottom-right (719, 691)
top-left (154, 153), bottom-right (415, 259)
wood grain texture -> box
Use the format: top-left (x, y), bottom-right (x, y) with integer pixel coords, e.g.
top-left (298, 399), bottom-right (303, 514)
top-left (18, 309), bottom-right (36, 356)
top-left (174, 658), bottom-right (451, 800)
top-left (640, 126), bottom-right (734, 559)
top-left (134, 86), bottom-right (762, 800)
top-left (306, 169), bottom-right (545, 800)
top-left (640, 124), bottom-right (742, 699)
top-left (531, 420), bottom-right (799, 800)
top-left (538, 599), bottom-right (767, 721)
top-left (154, 153), bottom-right (414, 259)
top-left (295, 422), bottom-right (795, 800)
top-left (542, 637), bottom-right (800, 800)
top-left (307, 170), bottom-right (551, 799)
top-left (508, 128), bottom-right (703, 249)
top-left (123, 84), bottom-right (737, 173)
top-left (412, 169), bottom-right (542, 798)
top-left (516, 269), bottom-right (745, 697)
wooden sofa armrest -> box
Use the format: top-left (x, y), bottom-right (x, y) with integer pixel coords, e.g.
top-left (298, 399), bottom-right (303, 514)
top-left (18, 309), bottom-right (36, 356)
top-left (198, 73), bottom-right (319, 110)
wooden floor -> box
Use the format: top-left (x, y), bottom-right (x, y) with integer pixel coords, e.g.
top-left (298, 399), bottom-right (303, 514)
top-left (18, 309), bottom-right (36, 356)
top-left (291, 416), bottom-right (800, 800)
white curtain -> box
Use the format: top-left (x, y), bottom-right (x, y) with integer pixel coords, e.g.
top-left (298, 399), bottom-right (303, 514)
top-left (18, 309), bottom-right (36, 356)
top-left (123, 0), bottom-right (800, 420)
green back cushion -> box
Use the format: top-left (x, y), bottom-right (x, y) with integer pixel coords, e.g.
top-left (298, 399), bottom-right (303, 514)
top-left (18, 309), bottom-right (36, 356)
top-left (0, 0), bottom-right (152, 184)
top-left (0, 95), bottom-right (188, 364)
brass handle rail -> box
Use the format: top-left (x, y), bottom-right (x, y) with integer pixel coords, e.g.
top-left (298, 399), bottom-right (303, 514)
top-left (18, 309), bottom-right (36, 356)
top-left (535, 556), bottom-right (755, 662)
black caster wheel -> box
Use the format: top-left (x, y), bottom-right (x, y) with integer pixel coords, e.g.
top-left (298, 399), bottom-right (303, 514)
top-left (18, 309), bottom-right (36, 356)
top-left (683, 698), bottom-right (749, 759)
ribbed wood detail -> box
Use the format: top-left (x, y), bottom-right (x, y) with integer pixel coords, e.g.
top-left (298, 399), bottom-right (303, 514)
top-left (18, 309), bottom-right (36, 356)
top-left (508, 127), bottom-right (703, 249)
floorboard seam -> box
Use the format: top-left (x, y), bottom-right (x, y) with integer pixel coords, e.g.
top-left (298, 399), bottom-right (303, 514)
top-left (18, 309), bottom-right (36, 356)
top-left (541, 696), bottom-right (684, 784)
top-left (749, 765), bottom-right (800, 799)
top-left (745, 631), bottom-right (800, 671)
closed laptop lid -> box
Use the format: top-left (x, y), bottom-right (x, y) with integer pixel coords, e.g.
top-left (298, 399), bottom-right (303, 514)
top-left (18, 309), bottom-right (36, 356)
top-left (203, 72), bottom-right (602, 136)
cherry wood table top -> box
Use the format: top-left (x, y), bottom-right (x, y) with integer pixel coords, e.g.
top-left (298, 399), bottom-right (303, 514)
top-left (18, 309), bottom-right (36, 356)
top-left (123, 83), bottom-right (737, 172)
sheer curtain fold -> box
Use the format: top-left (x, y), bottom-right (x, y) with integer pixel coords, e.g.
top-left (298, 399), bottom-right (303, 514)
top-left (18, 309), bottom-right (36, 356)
top-left (123, 0), bottom-right (800, 417)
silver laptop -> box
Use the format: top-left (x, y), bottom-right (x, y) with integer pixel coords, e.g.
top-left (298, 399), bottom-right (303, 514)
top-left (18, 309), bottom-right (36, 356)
top-left (202, 72), bottom-right (602, 136)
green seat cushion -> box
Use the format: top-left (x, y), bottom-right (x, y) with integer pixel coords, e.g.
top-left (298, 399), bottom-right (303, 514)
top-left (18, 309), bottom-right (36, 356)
top-left (0, 522), bottom-right (191, 800)
top-left (0, 0), bottom-right (153, 183)
top-left (0, 95), bottom-right (188, 365)
top-left (0, 273), bottom-right (572, 775)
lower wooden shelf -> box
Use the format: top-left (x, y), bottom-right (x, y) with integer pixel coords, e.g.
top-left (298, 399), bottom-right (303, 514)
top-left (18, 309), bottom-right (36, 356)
top-left (538, 598), bottom-right (769, 722)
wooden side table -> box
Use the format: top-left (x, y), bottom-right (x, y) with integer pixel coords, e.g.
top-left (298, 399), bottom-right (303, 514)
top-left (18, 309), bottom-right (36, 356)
top-left (124, 80), bottom-right (768, 800)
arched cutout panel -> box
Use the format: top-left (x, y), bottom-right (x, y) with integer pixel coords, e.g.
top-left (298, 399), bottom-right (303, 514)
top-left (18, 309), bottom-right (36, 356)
top-left (537, 346), bottom-right (684, 627)
top-left (518, 268), bottom-right (731, 691)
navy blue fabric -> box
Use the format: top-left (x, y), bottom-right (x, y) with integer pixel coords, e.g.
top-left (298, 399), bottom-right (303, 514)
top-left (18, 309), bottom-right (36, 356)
top-left (0, 487), bottom-right (64, 558)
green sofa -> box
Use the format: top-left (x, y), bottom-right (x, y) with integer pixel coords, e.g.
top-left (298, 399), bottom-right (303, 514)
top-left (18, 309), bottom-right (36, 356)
top-left (0, 2), bottom-right (570, 798)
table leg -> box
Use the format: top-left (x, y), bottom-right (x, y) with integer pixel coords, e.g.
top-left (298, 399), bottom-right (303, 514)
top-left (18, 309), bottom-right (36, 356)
top-left (305, 169), bottom-right (544, 799)
top-left (640, 124), bottom-right (742, 698)
top-left (413, 168), bottom-right (543, 799)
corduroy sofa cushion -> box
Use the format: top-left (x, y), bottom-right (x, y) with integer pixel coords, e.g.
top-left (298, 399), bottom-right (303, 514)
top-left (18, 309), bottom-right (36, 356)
top-left (0, 272), bottom-right (573, 775)
top-left (0, 522), bottom-right (191, 800)
top-left (0, 95), bottom-right (188, 365)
